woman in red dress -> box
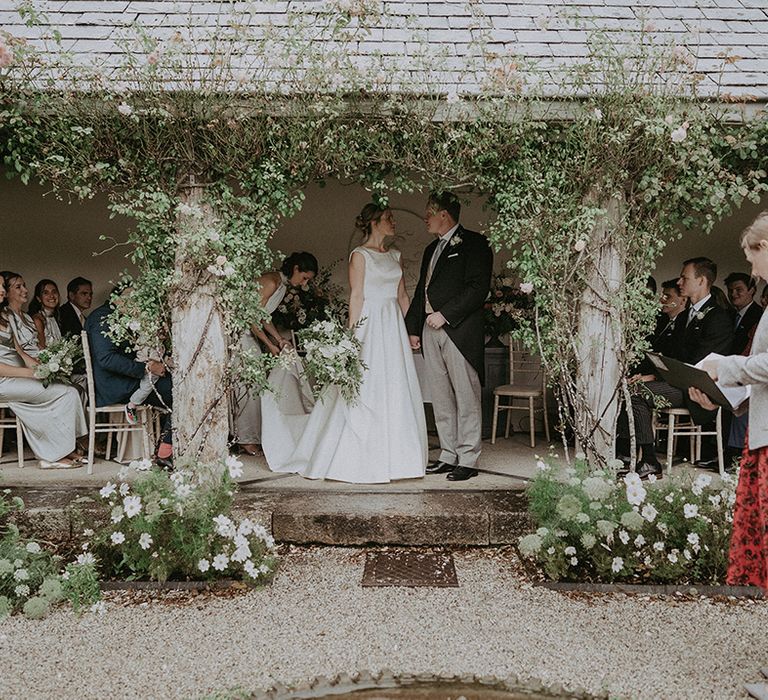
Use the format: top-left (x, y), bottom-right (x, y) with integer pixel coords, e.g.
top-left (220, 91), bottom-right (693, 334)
top-left (691, 211), bottom-right (768, 589)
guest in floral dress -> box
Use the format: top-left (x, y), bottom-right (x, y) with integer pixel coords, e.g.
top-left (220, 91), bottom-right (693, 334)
top-left (690, 211), bottom-right (768, 589)
top-left (0, 271), bottom-right (41, 359)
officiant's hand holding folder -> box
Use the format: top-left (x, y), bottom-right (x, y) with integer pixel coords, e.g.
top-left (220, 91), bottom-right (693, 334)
top-left (645, 352), bottom-right (750, 411)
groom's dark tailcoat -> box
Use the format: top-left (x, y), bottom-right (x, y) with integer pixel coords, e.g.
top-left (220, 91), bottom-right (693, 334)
top-left (405, 225), bottom-right (493, 383)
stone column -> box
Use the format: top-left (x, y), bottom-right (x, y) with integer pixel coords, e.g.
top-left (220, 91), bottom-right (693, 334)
top-left (170, 177), bottom-right (230, 464)
top-left (574, 193), bottom-right (626, 466)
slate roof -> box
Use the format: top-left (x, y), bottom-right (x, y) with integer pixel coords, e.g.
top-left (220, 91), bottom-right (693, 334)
top-left (1, 0), bottom-right (767, 101)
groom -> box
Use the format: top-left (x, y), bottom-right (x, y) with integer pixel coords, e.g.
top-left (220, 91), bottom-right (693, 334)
top-left (406, 192), bottom-right (493, 481)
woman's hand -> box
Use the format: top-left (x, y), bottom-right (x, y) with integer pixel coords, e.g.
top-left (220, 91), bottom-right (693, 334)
top-left (688, 386), bottom-right (718, 411)
top-left (266, 342), bottom-right (280, 356)
top-left (146, 360), bottom-right (166, 377)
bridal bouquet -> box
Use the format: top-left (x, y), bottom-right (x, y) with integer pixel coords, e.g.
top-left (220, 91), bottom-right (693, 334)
top-left (34, 336), bottom-right (83, 387)
top-left (297, 317), bottom-right (366, 403)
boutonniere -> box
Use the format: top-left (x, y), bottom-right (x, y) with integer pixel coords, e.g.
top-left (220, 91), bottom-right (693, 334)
top-left (449, 234), bottom-right (462, 247)
top-left (694, 307), bottom-right (712, 322)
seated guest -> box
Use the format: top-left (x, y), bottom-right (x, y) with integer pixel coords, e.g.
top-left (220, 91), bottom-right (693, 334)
top-left (0, 271), bottom-right (41, 359)
top-left (726, 271), bottom-right (763, 355)
top-left (85, 292), bottom-right (174, 467)
top-left (28, 278), bottom-right (62, 349)
top-left (710, 284), bottom-right (732, 311)
top-left (618, 257), bottom-right (733, 479)
top-left (59, 276), bottom-right (93, 338)
top-left (631, 279), bottom-right (687, 381)
top-left (0, 274), bottom-right (87, 469)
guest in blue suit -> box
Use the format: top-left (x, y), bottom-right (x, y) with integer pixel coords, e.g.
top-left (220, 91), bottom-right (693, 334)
top-left (85, 296), bottom-right (173, 466)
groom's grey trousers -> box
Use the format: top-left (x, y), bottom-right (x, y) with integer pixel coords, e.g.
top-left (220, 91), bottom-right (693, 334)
top-left (422, 324), bottom-right (482, 469)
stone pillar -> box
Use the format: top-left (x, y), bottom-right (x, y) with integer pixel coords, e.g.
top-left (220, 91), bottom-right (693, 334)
top-left (574, 193), bottom-right (626, 466)
top-left (170, 178), bottom-right (230, 464)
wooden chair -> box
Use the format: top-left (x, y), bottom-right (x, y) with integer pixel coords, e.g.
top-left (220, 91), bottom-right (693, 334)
top-left (653, 406), bottom-right (724, 475)
top-left (491, 337), bottom-right (550, 448)
top-left (81, 331), bottom-right (154, 474)
top-left (0, 403), bottom-right (24, 468)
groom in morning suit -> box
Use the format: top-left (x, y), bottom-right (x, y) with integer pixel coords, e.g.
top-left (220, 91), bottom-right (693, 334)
top-left (405, 192), bottom-right (493, 481)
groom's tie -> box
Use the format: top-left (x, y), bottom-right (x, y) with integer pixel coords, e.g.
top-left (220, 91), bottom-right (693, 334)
top-left (425, 237), bottom-right (447, 313)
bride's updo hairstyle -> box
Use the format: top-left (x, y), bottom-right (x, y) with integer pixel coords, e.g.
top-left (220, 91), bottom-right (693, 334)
top-left (741, 211), bottom-right (768, 250)
top-left (281, 252), bottom-right (319, 277)
top-left (355, 203), bottom-right (386, 239)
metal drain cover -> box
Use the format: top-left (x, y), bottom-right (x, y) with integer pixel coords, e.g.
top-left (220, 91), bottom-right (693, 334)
top-left (362, 549), bottom-right (458, 587)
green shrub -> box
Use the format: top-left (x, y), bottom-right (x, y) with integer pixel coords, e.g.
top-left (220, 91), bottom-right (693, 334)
top-left (519, 458), bottom-right (736, 584)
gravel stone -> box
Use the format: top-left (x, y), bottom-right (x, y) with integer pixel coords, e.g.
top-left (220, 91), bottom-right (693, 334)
top-left (2, 547), bottom-right (767, 699)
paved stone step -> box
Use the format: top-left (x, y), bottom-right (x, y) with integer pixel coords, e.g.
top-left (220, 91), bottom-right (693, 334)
top-left (9, 486), bottom-right (530, 547)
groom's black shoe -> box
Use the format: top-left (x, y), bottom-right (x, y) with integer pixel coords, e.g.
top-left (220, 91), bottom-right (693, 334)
top-left (426, 460), bottom-right (455, 474)
top-left (447, 466), bottom-right (478, 481)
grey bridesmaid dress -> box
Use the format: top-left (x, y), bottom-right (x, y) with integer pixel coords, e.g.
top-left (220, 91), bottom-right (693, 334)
top-left (0, 325), bottom-right (87, 463)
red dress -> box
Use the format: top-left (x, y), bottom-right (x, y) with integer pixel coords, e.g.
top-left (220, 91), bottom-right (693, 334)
top-left (726, 438), bottom-right (768, 589)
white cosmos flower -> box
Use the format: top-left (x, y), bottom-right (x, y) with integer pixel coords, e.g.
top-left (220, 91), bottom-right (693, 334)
top-left (244, 560), bottom-right (258, 578)
top-left (641, 504), bottom-right (658, 522)
top-left (198, 559), bottom-right (210, 573)
top-left (123, 495), bottom-right (142, 518)
top-left (653, 541), bottom-right (665, 551)
top-left (593, 108), bottom-right (603, 121)
top-left (110, 506), bottom-right (124, 524)
top-left (626, 483), bottom-right (647, 506)
top-left (634, 534), bottom-right (646, 547)
top-left (111, 531), bottom-right (126, 545)
top-left (225, 455), bottom-right (244, 479)
top-left (76, 552), bottom-right (96, 566)
top-left (212, 553), bottom-right (229, 571)
top-left (25, 542), bottom-right (41, 554)
top-left (611, 557), bottom-right (624, 573)
top-left (570, 556), bottom-right (579, 566)
top-left (670, 121), bottom-right (689, 143)
top-left (138, 533), bottom-right (153, 550)
top-left (100, 483), bottom-right (117, 499)
top-left (213, 514), bottom-right (235, 538)
top-left (683, 503), bottom-right (699, 519)
top-left (667, 550), bottom-right (679, 564)
top-left (618, 530), bottom-right (630, 544)
top-left (117, 102), bottom-right (133, 116)
top-left (564, 546), bottom-right (576, 556)
top-left (519, 282), bottom-right (534, 294)
top-left (175, 484), bottom-right (193, 499)
top-left (119, 483), bottom-right (130, 496)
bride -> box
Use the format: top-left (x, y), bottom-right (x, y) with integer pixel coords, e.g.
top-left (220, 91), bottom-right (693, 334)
top-left (262, 203), bottom-right (427, 483)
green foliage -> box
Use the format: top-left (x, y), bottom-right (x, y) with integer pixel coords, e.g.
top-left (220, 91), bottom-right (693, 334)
top-left (520, 458), bottom-right (735, 584)
top-left (88, 459), bottom-right (278, 584)
top-left (60, 561), bottom-right (101, 613)
top-left (1, 6), bottom-right (767, 458)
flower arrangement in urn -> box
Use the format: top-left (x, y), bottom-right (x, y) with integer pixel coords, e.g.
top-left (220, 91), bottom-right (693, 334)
top-left (484, 273), bottom-right (535, 340)
top-left (272, 262), bottom-right (348, 331)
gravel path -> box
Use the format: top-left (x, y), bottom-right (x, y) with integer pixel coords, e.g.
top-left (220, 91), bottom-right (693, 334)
top-left (2, 547), bottom-right (767, 700)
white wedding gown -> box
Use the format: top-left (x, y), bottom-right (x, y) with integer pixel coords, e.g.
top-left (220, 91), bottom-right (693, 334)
top-left (262, 247), bottom-right (427, 483)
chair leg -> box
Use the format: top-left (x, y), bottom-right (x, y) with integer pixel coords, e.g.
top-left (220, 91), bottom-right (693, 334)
top-left (16, 418), bottom-right (24, 468)
top-left (87, 410), bottom-right (96, 476)
top-left (504, 403), bottom-right (512, 439)
top-left (694, 430), bottom-right (702, 463)
top-left (528, 396), bottom-right (535, 448)
top-left (491, 396), bottom-right (499, 445)
top-left (716, 409), bottom-right (724, 476)
top-left (141, 413), bottom-right (151, 460)
top-left (542, 394), bottom-right (550, 444)
top-left (0, 411), bottom-right (5, 458)
top-left (105, 420), bottom-right (114, 461)
top-left (666, 413), bottom-right (675, 472)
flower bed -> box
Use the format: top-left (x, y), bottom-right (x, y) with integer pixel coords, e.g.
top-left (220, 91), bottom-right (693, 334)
top-left (518, 458), bottom-right (736, 584)
top-left (88, 457), bottom-right (277, 585)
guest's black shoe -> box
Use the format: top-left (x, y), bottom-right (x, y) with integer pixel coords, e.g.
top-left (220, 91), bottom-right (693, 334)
top-left (635, 461), bottom-right (662, 481)
top-left (426, 460), bottom-right (455, 474)
top-left (447, 466), bottom-right (478, 481)
top-left (155, 455), bottom-right (174, 471)
top-left (695, 457), bottom-right (722, 470)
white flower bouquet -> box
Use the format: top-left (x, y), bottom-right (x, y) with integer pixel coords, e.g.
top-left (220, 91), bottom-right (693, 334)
top-left (518, 458), bottom-right (736, 584)
top-left (34, 335), bottom-right (83, 387)
top-left (297, 317), bottom-right (367, 403)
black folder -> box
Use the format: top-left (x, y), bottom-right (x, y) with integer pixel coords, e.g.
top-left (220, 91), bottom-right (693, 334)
top-left (645, 352), bottom-right (735, 409)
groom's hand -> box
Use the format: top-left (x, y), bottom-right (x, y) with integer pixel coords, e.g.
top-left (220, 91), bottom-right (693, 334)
top-left (426, 311), bottom-right (447, 330)
top-left (409, 335), bottom-right (421, 350)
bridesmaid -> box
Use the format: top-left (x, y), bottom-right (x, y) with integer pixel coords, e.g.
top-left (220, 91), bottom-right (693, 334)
top-left (0, 271), bottom-right (41, 359)
top-left (0, 274), bottom-right (87, 469)
top-left (28, 278), bottom-right (62, 349)
top-left (233, 252), bottom-right (318, 455)
top-left (690, 210), bottom-right (768, 591)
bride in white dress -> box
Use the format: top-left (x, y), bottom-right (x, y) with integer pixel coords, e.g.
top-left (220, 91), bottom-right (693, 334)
top-left (262, 204), bottom-right (427, 483)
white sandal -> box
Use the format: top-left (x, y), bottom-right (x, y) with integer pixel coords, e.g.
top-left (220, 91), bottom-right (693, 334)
top-left (39, 460), bottom-right (80, 470)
